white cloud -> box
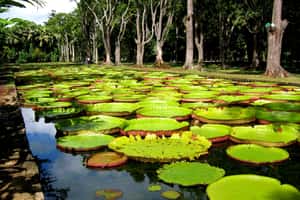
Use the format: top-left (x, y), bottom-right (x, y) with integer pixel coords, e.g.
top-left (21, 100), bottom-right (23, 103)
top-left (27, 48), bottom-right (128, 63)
top-left (0, 0), bottom-right (77, 24)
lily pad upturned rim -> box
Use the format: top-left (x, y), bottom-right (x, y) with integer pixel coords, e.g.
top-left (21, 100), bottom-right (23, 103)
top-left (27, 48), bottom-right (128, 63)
top-left (206, 174), bottom-right (300, 200)
top-left (86, 152), bottom-right (128, 168)
top-left (136, 106), bottom-right (192, 121)
top-left (121, 118), bottom-right (189, 136)
top-left (230, 124), bottom-right (298, 147)
top-left (56, 134), bottom-right (115, 152)
top-left (226, 144), bottom-right (290, 165)
top-left (190, 124), bottom-right (232, 143)
top-left (192, 107), bottom-right (256, 125)
top-left (157, 162), bottom-right (225, 186)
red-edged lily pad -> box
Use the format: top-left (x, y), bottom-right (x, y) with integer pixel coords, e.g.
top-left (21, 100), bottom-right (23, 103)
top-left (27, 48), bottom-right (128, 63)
top-left (86, 152), bottom-right (128, 168)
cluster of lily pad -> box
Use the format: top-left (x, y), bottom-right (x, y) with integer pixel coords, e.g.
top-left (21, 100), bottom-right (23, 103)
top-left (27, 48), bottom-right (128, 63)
top-left (15, 65), bottom-right (300, 199)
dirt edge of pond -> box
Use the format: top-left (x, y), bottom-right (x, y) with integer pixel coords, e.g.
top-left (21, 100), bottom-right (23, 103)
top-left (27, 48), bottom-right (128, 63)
top-left (0, 77), bottom-right (44, 199)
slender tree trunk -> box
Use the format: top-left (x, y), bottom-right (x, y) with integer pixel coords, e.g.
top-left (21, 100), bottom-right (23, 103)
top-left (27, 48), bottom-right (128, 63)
top-left (115, 40), bottom-right (121, 65)
top-left (251, 33), bottom-right (259, 68)
top-left (183, 0), bottom-right (194, 69)
top-left (195, 31), bottom-right (204, 70)
top-left (103, 30), bottom-right (112, 65)
top-left (65, 35), bottom-right (70, 62)
top-left (265, 0), bottom-right (289, 77)
top-left (136, 43), bottom-right (144, 66)
top-left (72, 43), bottom-right (75, 62)
top-left (155, 42), bottom-right (164, 66)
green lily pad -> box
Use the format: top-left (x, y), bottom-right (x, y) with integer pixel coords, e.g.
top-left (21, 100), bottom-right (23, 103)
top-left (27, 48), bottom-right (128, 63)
top-left (161, 190), bottom-right (181, 200)
top-left (34, 101), bottom-right (72, 110)
top-left (83, 102), bottom-right (138, 116)
top-left (230, 124), bottom-right (298, 147)
top-left (76, 95), bottom-right (113, 104)
top-left (190, 124), bottom-right (231, 142)
top-left (157, 162), bottom-right (225, 186)
top-left (226, 144), bottom-right (289, 165)
top-left (181, 91), bottom-right (218, 102)
top-left (113, 94), bottom-right (146, 102)
top-left (56, 134), bottom-right (115, 151)
top-left (55, 115), bottom-right (126, 135)
top-left (216, 95), bottom-right (256, 104)
top-left (122, 118), bottom-right (189, 136)
top-left (206, 174), bottom-right (300, 200)
top-left (136, 106), bottom-right (191, 120)
top-left (262, 94), bottom-right (300, 102)
top-left (138, 99), bottom-right (179, 108)
top-left (192, 107), bottom-right (256, 124)
top-left (108, 132), bottom-right (211, 162)
top-left (256, 109), bottom-right (300, 123)
top-left (242, 87), bottom-right (277, 94)
top-left (95, 189), bottom-right (123, 200)
top-left (35, 107), bottom-right (82, 121)
top-left (86, 152), bottom-right (127, 168)
top-left (263, 102), bottom-right (300, 112)
top-left (147, 184), bottom-right (162, 192)
top-left (181, 102), bottom-right (217, 109)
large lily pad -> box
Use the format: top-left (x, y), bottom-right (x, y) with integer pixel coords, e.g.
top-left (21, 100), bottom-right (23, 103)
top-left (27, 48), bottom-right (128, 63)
top-left (86, 152), bottom-right (127, 168)
top-left (55, 115), bottom-right (126, 135)
top-left (76, 95), bottom-right (113, 104)
top-left (181, 91), bottom-right (218, 102)
top-left (216, 95), bottom-right (257, 105)
top-left (256, 109), bottom-right (300, 123)
top-left (263, 102), bottom-right (300, 112)
top-left (226, 144), bottom-right (289, 165)
top-left (83, 102), bottom-right (138, 116)
top-left (108, 132), bottom-right (211, 162)
top-left (190, 124), bottom-right (231, 142)
top-left (192, 107), bottom-right (256, 124)
top-left (35, 107), bottom-right (82, 121)
top-left (157, 162), bottom-right (225, 186)
top-left (230, 124), bottom-right (298, 147)
top-left (262, 94), bottom-right (300, 102)
top-left (136, 106), bottom-right (192, 120)
top-left (121, 118), bottom-right (189, 136)
top-left (56, 134), bottom-right (115, 151)
top-left (206, 174), bottom-right (300, 200)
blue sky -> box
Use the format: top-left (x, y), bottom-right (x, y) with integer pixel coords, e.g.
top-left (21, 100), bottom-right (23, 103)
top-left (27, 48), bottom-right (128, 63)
top-left (0, 0), bottom-right (77, 24)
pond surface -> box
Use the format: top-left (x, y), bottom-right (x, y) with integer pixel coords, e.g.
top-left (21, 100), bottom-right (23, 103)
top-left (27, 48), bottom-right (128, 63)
top-left (22, 107), bottom-right (300, 200)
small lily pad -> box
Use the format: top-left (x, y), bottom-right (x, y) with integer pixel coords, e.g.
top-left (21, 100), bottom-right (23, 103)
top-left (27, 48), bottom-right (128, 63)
top-left (161, 190), bottom-right (181, 200)
top-left (226, 144), bottom-right (289, 165)
top-left (147, 184), bottom-right (162, 192)
top-left (86, 152), bottom-right (127, 168)
top-left (190, 124), bottom-right (231, 142)
top-left (157, 162), bottom-right (225, 186)
top-left (95, 189), bottom-right (123, 200)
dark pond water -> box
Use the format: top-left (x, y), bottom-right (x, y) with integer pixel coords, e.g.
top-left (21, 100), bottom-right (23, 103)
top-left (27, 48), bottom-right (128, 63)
top-left (22, 108), bottom-right (300, 200)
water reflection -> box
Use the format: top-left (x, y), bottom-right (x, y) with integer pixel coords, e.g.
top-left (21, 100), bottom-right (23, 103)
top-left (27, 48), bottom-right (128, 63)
top-left (21, 108), bottom-right (300, 200)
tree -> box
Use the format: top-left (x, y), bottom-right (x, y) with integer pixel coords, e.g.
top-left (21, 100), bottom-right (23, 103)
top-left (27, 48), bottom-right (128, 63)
top-left (134, 0), bottom-right (156, 66)
top-left (0, 0), bottom-right (44, 13)
top-left (264, 0), bottom-right (289, 77)
top-left (183, 0), bottom-right (193, 69)
top-left (153, 0), bottom-right (174, 67)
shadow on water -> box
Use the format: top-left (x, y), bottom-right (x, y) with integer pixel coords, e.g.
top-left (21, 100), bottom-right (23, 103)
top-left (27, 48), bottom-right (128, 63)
top-left (21, 108), bottom-right (300, 200)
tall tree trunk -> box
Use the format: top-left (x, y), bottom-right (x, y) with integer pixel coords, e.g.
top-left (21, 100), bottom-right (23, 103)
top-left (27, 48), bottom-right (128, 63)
top-left (65, 35), bottom-right (70, 62)
top-left (265, 0), bottom-right (289, 77)
top-left (136, 43), bottom-right (144, 66)
top-left (155, 42), bottom-right (163, 66)
top-left (195, 31), bottom-right (204, 70)
top-left (72, 43), bottom-right (75, 62)
top-left (115, 40), bottom-right (121, 65)
top-left (183, 0), bottom-right (194, 69)
top-left (103, 30), bottom-right (112, 65)
top-left (251, 33), bottom-right (259, 68)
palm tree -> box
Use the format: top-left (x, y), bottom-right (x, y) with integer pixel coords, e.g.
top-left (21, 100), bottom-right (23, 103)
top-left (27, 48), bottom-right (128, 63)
top-left (0, 0), bottom-right (45, 13)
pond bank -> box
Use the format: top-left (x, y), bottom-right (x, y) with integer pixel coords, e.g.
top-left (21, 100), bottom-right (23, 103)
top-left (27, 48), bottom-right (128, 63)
top-left (0, 70), bottom-right (43, 200)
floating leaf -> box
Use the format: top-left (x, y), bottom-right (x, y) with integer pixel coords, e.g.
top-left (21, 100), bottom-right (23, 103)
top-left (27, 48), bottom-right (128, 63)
top-left (206, 175), bottom-right (300, 200)
top-left (226, 144), bottom-right (289, 165)
top-left (136, 106), bottom-right (191, 120)
top-left (157, 162), bottom-right (225, 186)
top-left (95, 189), bottom-right (123, 200)
top-left (147, 184), bottom-right (162, 192)
top-left (108, 132), bottom-right (211, 162)
top-left (190, 124), bottom-right (231, 142)
top-left (86, 152), bottom-right (127, 168)
top-left (161, 190), bottom-right (181, 200)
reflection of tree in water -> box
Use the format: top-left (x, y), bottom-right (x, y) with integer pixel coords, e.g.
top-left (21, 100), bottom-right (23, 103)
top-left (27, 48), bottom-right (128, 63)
top-left (118, 160), bottom-right (161, 183)
top-left (38, 159), bottom-right (70, 200)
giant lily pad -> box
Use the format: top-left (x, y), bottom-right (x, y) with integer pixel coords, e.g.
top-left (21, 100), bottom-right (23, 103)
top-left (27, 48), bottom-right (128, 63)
top-left (192, 107), bottom-right (256, 124)
top-left (181, 91), bottom-right (218, 102)
top-left (55, 115), bottom-right (126, 135)
top-left (83, 102), bottom-right (138, 116)
top-left (108, 132), bottom-right (211, 162)
top-left (136, 106), bottom-right (192, 121)
top-left (56, 134), bottom-right (115, 151)
top-left (76, 95), bottom-right (112, 104)
top-left (216, 95), bottom-right (257, 105)
top-left (157, 162), bottom-right (225, 186)
top-left (121, 118), bottom-right (189, 136)
top-left (262, 94), bottom-right (300, 102)
top-left (263, 102), bottom-right (300, 112)
top-left (33, 101), bottom-right (72, 111)
top-left (190, 124), bottom-right (232, 142)
top-left (226, 144), bottom-right (289, 165)
top-left (86, 152), bottom-right (127, 168)
top-left (256, 109), bottom-right (300, 123)
top-left (206, 174), bottom-right (300, 200)
top-left (230, 124), bottom-right (298, 147)
top-left (35, 107), bottom-right (82, 121)
top-left (181, 102), bottom-right (217, 109)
